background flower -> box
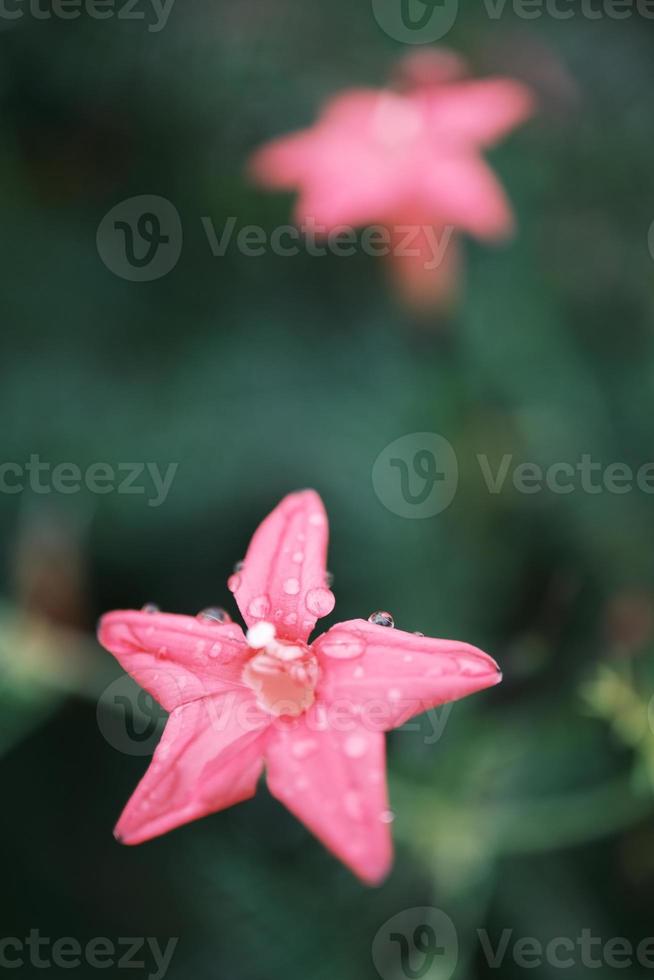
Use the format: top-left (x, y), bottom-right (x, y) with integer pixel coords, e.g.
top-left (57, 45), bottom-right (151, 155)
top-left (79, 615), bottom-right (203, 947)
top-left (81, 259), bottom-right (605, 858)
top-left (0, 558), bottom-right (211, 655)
top-left (250, 49), bottom-right (533, 311)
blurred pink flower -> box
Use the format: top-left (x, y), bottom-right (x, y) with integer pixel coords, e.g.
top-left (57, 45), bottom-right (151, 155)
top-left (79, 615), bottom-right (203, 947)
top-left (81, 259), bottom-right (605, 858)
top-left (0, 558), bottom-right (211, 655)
top-left (249, 50), bottom-right (534, 311)
top-left (99, 490), bottom-right (500, 883)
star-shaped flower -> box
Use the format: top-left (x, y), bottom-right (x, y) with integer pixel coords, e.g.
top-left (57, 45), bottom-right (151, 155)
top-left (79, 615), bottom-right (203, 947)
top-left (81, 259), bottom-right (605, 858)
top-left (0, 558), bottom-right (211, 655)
top-left (249, 49), bottom-right (534, 310)
top-left (98, 490), bottom-right (500, 883)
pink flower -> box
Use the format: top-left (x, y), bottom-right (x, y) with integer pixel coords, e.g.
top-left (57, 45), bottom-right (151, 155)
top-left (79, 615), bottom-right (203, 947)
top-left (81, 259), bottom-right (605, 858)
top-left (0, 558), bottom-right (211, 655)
top-left (249, 50), bottom-right (534, 311)
top-left (98, 490), bottom-right (500, 884)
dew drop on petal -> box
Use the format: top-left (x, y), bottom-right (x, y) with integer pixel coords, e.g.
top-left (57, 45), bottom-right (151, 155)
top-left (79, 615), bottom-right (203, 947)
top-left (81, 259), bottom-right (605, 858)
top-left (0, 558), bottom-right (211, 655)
top-left (325, 571), bottom-right (334, 587)
top-left (353, 665), bottom-right (365, 679)
top-left (413, 631), bottom-right (425, 637)
top-left (156, 646), bottom-right (168, 659)
top-left (305, 587), bottom-right (335, 617)
top-left (291, 738), bottom-right (318, 760)
top-left (284, 612), bottom-right (298, 626)
top-left (320, 634), bottom-right (364, 660)
top-left (388, 688), bottom-right (402, 701)
top-left (308, 513), bottom-right (325, 527)
top-left (343, 734), bottom-right (368, 759)
top-left (292, 551), bottom-right (304, 564)
top-left (368, 611), bottom-right (395, 628)
top-left (283, 578), bottom-right (300, 596)
top-left (233, 560), bottom-right (245, 573)
top-left (344, 791), bottom-right (364, 821)
top-left (197, 607), bottom-right (231, 624)
top-left (227, 574), bottom-right (241, 593)
top-left (209, 642), bottom-right (222, 658)
top-left (141, 603), bottom-right (159, 614)
top-left (380, 809), bottom-right (395, 824)
top-left (248, 595), bottom-right (271, 618)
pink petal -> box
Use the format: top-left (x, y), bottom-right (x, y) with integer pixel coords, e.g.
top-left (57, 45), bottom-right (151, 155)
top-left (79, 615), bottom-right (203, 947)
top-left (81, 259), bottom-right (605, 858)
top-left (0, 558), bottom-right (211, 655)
top-left (98, 610), bottom-right (250, 711)
top-left (265, 710), bottom-right (392, 884)
top-left (313, 619), bottom-right (501, 731)
top-left (249, 131), bottom-right (319, 189)
top-left (230, 490), bottom-right (335, 643)
top-left (426, 78), bottom-right (535, 146)
top-left (421, 153), bottom-right (516, 240)
top-left (115, 693), bottom-right (268, 845)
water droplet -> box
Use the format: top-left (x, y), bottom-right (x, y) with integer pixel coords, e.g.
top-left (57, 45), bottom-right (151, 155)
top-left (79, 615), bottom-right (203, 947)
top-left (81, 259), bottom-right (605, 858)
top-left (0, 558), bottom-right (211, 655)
top-left (325, 571), bottom-right (334, 587)
top-left (320, 634), bottom-right (364, 660)
top-left (380, 809), bottom-right (395, 824)
top-left (156, 646), bottom-right (168, 659)
top-left (227, 574), bottom-right (241, 593)
top-left (283, 578), bottom-right (300, 596)
top-left (308, 513), bottom-right (325, 527)
top-left (197, 607), bottom-right (231, 624)
top-left (209, 642), bottom-right (222, 658)
top-left (233, 560), bottom-right (245, 573)
top-left (248, 595), bottom-right (271, 618)
top-left (413, 631), bottom-right (425, 637)
top-left (403, 654), bottom-right (413, 663)
top-left (353, 665), bottom-right (365, 679)
top-left (388, 688), bottom-right (402, 701)
top-left (292, 551), bottom-right (304, 564)
top-left (305, 587), bottom-right (335, 617)
top-left (141, 603), bottom-right (159, 614)
top-left (368, 611), bottom-right (394, 628)
top-left (292, 738), bottom-right (318, 760)
top-left (343, 734), bottom-right (368, 759)
top-left (284, 612), bottom-right (298, 626)
top-left (344, 791), bottom-right (364, 820)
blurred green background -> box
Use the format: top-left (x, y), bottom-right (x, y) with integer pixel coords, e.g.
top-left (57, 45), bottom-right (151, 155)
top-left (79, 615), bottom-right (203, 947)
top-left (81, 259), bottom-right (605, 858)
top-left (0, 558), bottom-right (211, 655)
top-left (2, 1), bottom-right (654, 977)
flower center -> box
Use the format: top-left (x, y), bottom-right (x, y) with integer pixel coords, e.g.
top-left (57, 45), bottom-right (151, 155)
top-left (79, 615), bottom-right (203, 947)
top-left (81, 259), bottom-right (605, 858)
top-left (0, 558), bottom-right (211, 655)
top-left (241, 622), bottom-right (319, 718)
